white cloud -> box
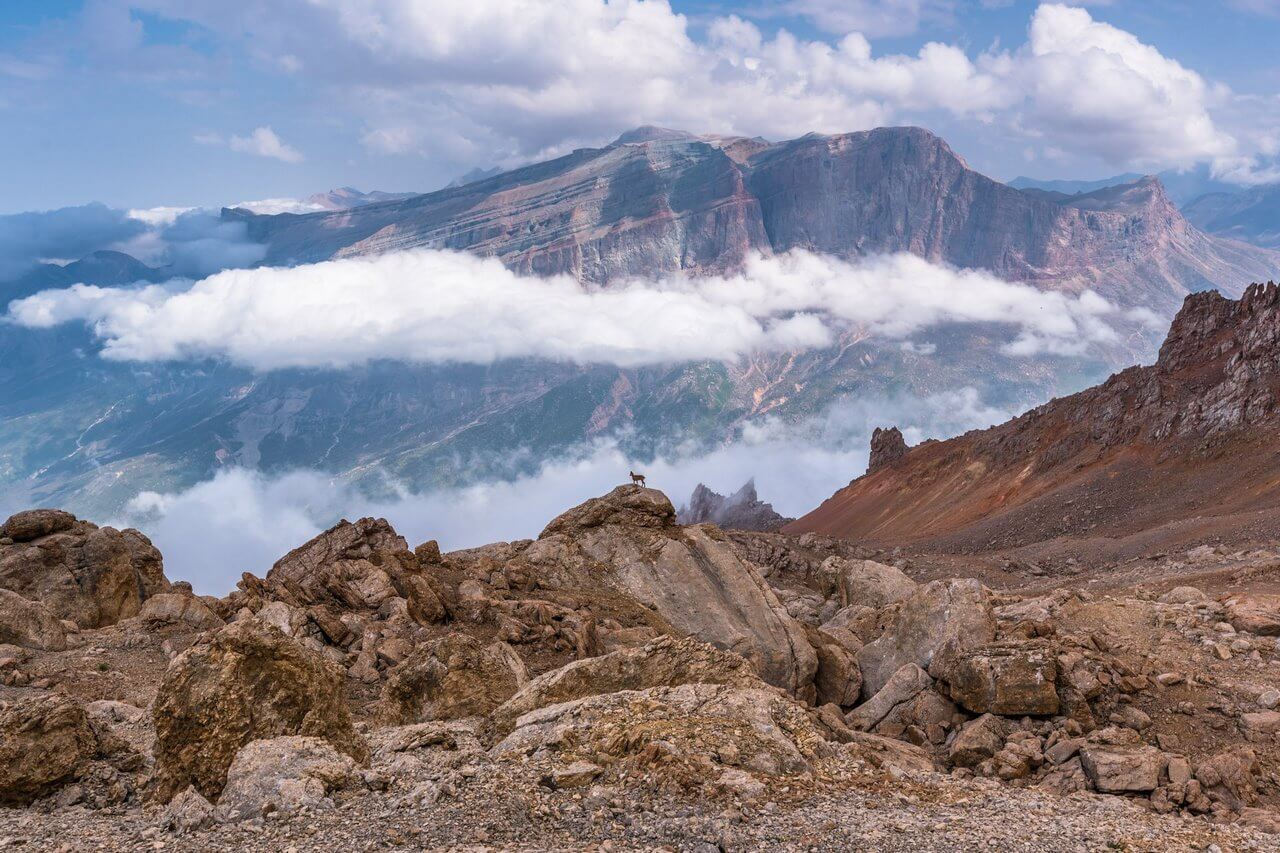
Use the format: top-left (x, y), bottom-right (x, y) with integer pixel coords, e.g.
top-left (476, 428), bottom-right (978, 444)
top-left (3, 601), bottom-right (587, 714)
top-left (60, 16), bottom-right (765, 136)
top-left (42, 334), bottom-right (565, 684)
top-left (228, 126), bottom-right (304, 163)
top-left (6, 248), bottom-right (1153, 370)
top-left (130, 1), bottom-right (1279, 181)
top-left (113, 386), bottom-right (1014, 595)
top-left (230, 197), bottom-right (327, 215)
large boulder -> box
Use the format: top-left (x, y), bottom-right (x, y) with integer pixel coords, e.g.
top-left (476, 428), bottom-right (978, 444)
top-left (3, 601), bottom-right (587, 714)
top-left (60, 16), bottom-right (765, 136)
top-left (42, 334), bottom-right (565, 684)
top-left (1078, 730), bottom-right (1165, 794)
top-left (153, 619), bottom-right (368, 802)
top-left (138, 592), bottom-right (224, 632)
top-left (378, 633), bottom-right (528, 724)
top-left (806, 625), bottom-right (863, 708)
top-left (1195, 747), bottom-right (1260, 812)
top-left (239, 517), bottom-right (446, 627)
top-left (855, 578), bottom-right (995, 699)
top-left (215, 736), bottom-right (361, 822)
top-left (494, 682), bottom-right (829, 778)
top-left (0, 695), bottom-right (98, 805)
top-left (0, 587), bottom-right (68, 650)
top-left (833, 558), bottom-right (917, 609)
top-left (846, 663), bottom-right (932, 732)
top-left (949, 713), bottom-right (1008, 768)
top-left (944, 642), bottom-right (1059, 716)
top-left (1224, 594), bottom-right (1280, 636)
top-left (0, 510), bottom-right (169, 628)
top-left (493, 635), bottom-right (763, 735)
top-left (531, 486), bottom-right (817, 700)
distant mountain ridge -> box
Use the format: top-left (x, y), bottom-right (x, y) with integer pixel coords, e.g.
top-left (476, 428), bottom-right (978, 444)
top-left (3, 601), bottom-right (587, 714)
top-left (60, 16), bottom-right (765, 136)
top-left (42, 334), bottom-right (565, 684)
top-left (1, 250), bottom-right (169, 304)
top-left (228, 126), bottom-right (1280, 312)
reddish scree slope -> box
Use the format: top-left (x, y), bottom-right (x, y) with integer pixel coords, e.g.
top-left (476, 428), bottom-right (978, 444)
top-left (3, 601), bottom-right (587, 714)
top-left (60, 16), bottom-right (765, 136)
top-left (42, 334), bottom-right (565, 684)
top-left (788, 282), bottom-right (1280, 552)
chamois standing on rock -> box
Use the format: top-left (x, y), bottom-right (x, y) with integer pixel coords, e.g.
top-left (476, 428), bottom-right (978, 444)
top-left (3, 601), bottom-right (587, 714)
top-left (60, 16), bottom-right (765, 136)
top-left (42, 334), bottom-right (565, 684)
top-left (629, 471), bottom-right (647, 487)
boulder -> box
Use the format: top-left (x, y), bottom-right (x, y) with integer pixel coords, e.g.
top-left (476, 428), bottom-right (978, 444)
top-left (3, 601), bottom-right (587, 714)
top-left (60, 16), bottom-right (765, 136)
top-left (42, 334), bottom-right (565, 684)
top-left (0, 587), bottom-right (68, 650)
top-left (0, 695), bottom-right (98, 805)
top-left (944, 642), bottom-right (1059, 716)
top-left (833, 558), bottom-right (917, 609)
top-left (493, 635), bottom-right (760, 734)
top-left (1225, 594), bottom-right (1280, 636)
top-left (1158, 586), bottom-right (1208, 605)
top-left (244, 517), bottom-right (446, 626)
top-left (0, 512), bottom-right (168, 628)
top-left (1195, 748), bottom-right (1260, 811)
top-left (0, 509), bottom-right (77, 542)
top-left (138, 592), bottom-right (225, 632)
top-left (214, 736), bottom-right (361, 822)
top-left (1079, 741), bottom-right (1165, 793)
top-left (855, 578), bottom-right (995, 698)
top-left (153, 619), bottom-right (367, 802)
top-left (846, 663), bottom-right (932, 732)
top-left (379, 633), bottom-right (527, 725)
top-left (949, 713), bottom-right (1007, 769)
top-left (160, 786), bottom-right (215, 833)
top-left (532, 486), bottom-right (817, 700)
top-left (807, 626), bottom-right (863, 708)
top-left (494, 683), bottom-right (829, 778)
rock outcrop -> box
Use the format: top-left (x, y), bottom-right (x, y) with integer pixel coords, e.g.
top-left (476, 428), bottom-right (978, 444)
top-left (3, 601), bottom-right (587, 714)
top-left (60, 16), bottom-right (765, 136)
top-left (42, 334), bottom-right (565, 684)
top-left (0, 587), bottom-right (68, 650)
top-left (153, 619), bottom-right (368, 802)
top-left (214, 736), bottom-right (362, 822)
top-left (378, 633), bottom-right (528, 724)
top-left (492, 635), bottom-right (764, 735)
top-left (866, 427), bottom-right (908, 474)
top-left (0, 510), bottom-right (168, 628)
top-left (677, 481), bottom-right (793, 531)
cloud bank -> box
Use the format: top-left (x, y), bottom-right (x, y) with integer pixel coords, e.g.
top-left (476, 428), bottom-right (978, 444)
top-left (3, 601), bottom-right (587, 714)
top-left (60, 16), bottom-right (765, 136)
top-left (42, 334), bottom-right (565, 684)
top-left (7, 248), bottom-right (1158, 370)
top-left (115, 387), bottom-right (1013, 594)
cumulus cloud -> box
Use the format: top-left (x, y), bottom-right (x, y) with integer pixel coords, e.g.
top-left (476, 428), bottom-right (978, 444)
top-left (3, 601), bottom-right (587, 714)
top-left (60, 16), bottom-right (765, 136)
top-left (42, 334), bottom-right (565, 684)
top-left (114, 386), bottom-right (1013, 594)
top-left (6, 248), bottom-right (1155, 370)
top-left (125, 1), bottom-right (1278, 181)
top-left (230, 197), bottom-right (328, 215)
top-left (228, 127), bottom-right (304, 163)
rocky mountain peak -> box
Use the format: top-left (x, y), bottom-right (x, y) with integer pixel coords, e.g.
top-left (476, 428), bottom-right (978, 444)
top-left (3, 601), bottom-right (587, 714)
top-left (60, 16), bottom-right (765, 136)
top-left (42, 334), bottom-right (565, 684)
top-left (677, 479), bottom-right (792, 531)
top-left (610, 126), bottom-right (700, 146)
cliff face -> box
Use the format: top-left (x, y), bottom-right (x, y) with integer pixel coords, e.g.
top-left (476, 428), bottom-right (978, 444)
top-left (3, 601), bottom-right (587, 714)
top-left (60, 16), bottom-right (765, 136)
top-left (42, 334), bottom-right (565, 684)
top-left (787, 283), bottom-right (1280, 549)
top-left (232, 126), bottom-right (1280, 311)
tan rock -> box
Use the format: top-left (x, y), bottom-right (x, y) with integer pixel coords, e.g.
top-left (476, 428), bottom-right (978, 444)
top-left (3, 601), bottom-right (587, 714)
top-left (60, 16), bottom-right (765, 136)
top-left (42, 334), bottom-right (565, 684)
top-left (0, 695), bottom-right (97, 805)
top-left (846, 663), bottom-right (931, 732)
top-left (1196, 747), bottom-right (1260, 811)
top-left (0, 587), bottom-right (68, 650)
top-left (493, 635), bottom-right (760, 735)
top-left (806, 625), bottom-right (863, 708)
top-left (153, 619), bottom-right (367, 802)
top-left (533, 486), bottom-right (817, 700)
top-left (379, 632), bottom-right (527, 724)
top-left (214, 736), bottom-right (361, 822)
top-left (949, 713), bottom-right (1007, 769)
top-left (0, 512), bottom-right (168, 628)
top-left (1225, 594), bottom-right (1280, 636)
top-left (1158, 586), bottom-right (1208, 605)
top-left (1079, 743), bottom-right (1165, 793)
top-left (139, 592), bottom-right (225, 632)
top-left (944, 642), bottom-right (1058, 716)
top-left (160, 786), bottom-right (215, 834)
top-left (832, 558), bottom-right (917, 609)
top-left (494, 683), bottom-right (828, 778)
top-left (856, 578), bottom-right (995, 699)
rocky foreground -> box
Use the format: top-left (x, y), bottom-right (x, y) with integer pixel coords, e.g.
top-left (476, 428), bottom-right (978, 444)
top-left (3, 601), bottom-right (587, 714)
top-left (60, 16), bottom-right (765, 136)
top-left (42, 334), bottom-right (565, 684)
top-left (0, 490), bottom-right (1278, 851)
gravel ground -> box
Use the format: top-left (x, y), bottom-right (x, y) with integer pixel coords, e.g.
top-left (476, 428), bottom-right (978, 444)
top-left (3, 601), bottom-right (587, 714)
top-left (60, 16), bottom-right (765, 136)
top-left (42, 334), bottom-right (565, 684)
top-left (3, 750), bottom-right (1274, 852)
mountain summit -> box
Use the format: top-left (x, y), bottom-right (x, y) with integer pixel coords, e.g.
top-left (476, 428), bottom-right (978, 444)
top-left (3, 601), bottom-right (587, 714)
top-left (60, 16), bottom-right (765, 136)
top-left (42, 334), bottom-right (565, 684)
top-left (230, 126), bottom-right (1280, 311)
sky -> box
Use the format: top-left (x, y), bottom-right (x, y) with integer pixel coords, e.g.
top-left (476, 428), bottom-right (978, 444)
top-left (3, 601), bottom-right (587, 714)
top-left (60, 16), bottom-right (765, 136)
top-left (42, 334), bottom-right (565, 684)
top-left (3, 0), bottom-right (1280, 214)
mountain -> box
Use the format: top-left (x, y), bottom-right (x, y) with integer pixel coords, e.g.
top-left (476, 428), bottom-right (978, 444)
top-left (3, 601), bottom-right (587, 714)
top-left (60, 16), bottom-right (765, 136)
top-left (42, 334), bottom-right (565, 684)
top-left (1, 250), bottom-right (169, 304)
top-left (7, 127), bottom-right (1280, 518)
top-left (1008, 173), bottom-right (1143, 195)
top-left (445, 166), bottom-right (504, 188)
top-left (230, 126), bottom-right (1280, 312)
top-left (1183, 184), bottom-right (1280, 249)
top-left (788, 281), bottom-right (1280, 557)
top-left (303, 187), bottom-right (419, 210)
top-left (676, 480), bottom-right (792, 531)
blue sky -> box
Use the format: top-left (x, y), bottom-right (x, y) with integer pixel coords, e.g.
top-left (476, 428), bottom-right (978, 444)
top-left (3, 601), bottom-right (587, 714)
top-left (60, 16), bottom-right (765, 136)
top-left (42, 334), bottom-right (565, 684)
top-left (3, 0), bottom-right (1280, 213)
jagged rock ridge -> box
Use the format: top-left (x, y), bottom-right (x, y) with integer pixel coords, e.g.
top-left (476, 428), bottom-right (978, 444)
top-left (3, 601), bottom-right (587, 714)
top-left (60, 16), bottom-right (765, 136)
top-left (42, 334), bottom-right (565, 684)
top-left (677, 479), bottom-right (793, 531)
top-left (788, 282), bottom-right (1280, 550)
